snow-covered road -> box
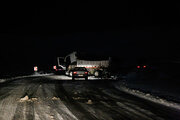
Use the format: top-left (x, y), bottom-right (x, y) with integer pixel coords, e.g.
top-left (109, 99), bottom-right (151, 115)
top-left (0, 75), bottom-right (179, 120)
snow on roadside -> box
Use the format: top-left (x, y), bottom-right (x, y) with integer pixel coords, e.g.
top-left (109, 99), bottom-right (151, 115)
top-left (45, 75), bottom-right (72, 80)
top-left (32, 72), bottom-right (54, 76)
top-left (114, 84), bottom-right (180, 110)
top-left (46, 75), bottom-right (110, 81)
top-left (0, 72), bottom-right (53, 84)
top-left (0, 79), bottom-right (6, 83)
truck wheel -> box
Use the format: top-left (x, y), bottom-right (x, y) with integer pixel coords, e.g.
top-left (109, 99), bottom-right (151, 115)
top-left (70, 71), bottom-right (72, 77)
top-left (94, 71), bottom-right (99, 77)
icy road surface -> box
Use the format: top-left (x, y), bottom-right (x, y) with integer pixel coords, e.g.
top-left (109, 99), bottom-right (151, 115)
top-left (0, 75), bottom-right (180, 120)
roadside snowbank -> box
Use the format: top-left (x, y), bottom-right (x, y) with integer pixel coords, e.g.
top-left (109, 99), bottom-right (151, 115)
top-left (32, 72), bottom-right (53, 76)
top-left (114, 71), bottom-right (180, 110)
top-left (114, 84), bottom-right (180, 110)
top-left (0, 79), bottom-right (6, 83)
top-left (0, 72), bottom-right (53, 84)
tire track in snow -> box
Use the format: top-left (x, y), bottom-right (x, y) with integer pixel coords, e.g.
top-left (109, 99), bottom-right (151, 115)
top-left (0, 80), bottom-right (28, 120)
top-left (32, 83), bottom-right (70, 120)
top-left (12, 102), bottom-right (26, 120)
top-left (67, 84), bottom-right (149, 120)
top-left (12, 80), bottom-right (41, 120)
top-left (42, 84), bottom-right (79, 120)
top-left (61, 81), bottom-right (163, 120)
top-left (99, 89), bottom-right (159, 119)
top-left (102, 87), bottom-right (179, 120)
top-left (33, 84), bottom-right (54, 120)
top-left (25, 101), bottom-right (35, 120)
top-left (55, 82), bottom-right (99, 120)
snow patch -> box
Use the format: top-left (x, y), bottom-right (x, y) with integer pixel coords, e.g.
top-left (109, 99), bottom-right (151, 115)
top-left (0, 73), bottom-right (53, 84)
top-left (72, 97), bottom-right (82, 100)
top-left (32, 72), bottom-right (53, 76)
top-left (19, 95), bottom-right (38, 102)
top-left (52, 97), bottom-right (60, 100)
top-left (0, 79), bottom-right (6, 83)
top-left (46, 75), bottom-right (72, 80)
top-left (114, 85), bottom-right (180, 110)
top-left (19, 95), bottom-right (29, 102)
top-left (86, 99), bottom-right (93, 105)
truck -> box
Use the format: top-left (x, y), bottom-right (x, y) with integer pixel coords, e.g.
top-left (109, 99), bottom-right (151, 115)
top-left (56, 52), bottom-right (111, 78)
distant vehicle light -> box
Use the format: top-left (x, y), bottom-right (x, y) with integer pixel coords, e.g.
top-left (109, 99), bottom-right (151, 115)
top-left (85, 72), bottom-right (88, 74)
top-left (53, 66), bottom-right (57, 69)
top-left (73, 72), bottom-right (77, 74)
top-left (143, 65), bottom-right (146, 68)
top-left (137, 66), bottom-right (140, 69)
top-left (34, 66), bottom-right (38, 72)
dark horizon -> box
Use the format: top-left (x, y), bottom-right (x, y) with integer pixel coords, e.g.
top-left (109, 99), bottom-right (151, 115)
top-left (0, 1), bottom-right (179, 76)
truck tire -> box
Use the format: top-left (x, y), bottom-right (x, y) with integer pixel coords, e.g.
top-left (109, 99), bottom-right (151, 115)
top-left (70, 71), bottom-right (72, 77)
top-left (94, 71), bottom-right (99, 77)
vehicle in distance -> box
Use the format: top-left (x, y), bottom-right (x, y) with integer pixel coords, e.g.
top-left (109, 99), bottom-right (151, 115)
top-left (58, 51), bottom-right (111, 77)
top-left (72, 67), bottom-right (88, 80)
top-left (53, 66), bottom-right (65, 75)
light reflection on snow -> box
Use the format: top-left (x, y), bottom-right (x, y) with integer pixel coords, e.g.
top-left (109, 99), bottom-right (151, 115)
top-left (114, 85), bottom-right (180, 110)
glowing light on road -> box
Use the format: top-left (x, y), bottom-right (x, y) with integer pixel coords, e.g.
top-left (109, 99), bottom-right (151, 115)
top-left (143, 65), bottom-right (146, 68)
top-left (137, 66), bottom-right (140, 69)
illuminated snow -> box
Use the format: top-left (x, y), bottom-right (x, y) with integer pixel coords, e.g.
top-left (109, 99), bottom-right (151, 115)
top-left (114, 85), bottom-right (180, 110)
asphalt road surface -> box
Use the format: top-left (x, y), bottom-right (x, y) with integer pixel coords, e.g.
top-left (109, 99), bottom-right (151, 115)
top-left (0, 75), bottom-right (180, 120)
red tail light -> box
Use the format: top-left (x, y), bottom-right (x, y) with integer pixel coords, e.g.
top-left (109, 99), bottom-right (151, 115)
top-left (143, 65), bottom-right (146, 68)
top-left (85, 72), bottom-right (88, 74)
top-left (137, 66), bottom-right (140, 69)
top-left (73, 72), bottom-right (77, 74)
top-left (53, 66), bottom-right (57, 69)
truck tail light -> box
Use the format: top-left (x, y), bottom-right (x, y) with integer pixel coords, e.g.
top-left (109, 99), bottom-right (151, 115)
top-left (143, 65), bottom-right (146, 68)
top-left (73, 72), bottom-right (77, 74)
top-left (85, 72), bottom-right (88, 74)
top-left (137, 66), bottom-right (140, 69)
top-left (53, 66), bottom-right (57, 69)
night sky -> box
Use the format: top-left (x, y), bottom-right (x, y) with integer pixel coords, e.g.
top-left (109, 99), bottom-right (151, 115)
top-left (0, 1), bottom-right (179, 74)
